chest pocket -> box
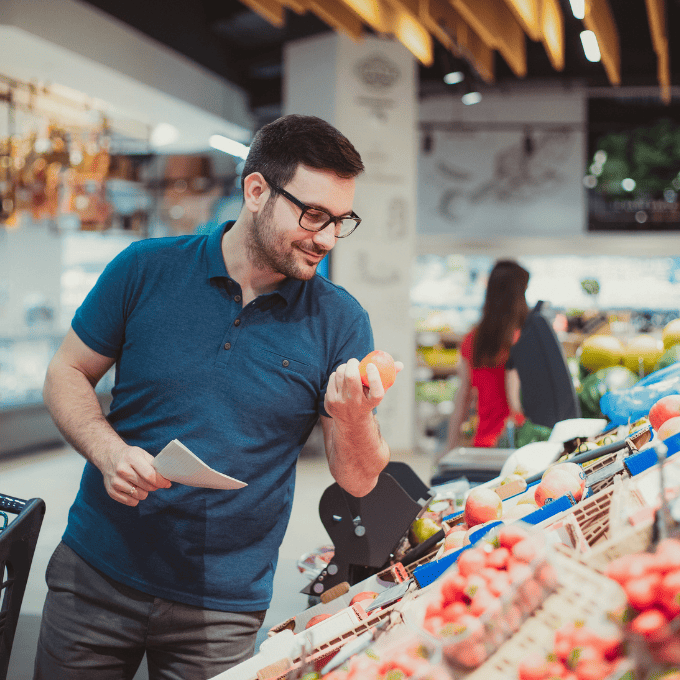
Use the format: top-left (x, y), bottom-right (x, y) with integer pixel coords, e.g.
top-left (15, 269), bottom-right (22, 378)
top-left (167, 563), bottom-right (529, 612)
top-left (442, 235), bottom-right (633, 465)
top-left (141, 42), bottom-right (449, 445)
top-left (260, 347), bottom-right (318, 380)
top-left (246, 346), bottom-right (323, 421)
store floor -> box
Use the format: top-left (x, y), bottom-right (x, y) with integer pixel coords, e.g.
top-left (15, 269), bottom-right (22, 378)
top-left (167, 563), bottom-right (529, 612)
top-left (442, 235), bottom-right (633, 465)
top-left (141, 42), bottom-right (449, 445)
top-left (2, 442), bottom-right (433, 680)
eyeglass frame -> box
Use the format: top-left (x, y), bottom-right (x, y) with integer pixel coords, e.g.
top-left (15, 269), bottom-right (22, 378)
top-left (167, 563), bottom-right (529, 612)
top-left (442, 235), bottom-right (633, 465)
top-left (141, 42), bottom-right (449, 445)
top-left (261, 174), bottom-right (361, 238)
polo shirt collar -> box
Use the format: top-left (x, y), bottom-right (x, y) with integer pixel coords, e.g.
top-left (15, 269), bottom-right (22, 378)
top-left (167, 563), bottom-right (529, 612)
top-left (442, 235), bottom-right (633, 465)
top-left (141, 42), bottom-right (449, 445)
top-left (206, 221), bottom-right (232, 280)
top-left (205, 221), bottom-right (305, 305)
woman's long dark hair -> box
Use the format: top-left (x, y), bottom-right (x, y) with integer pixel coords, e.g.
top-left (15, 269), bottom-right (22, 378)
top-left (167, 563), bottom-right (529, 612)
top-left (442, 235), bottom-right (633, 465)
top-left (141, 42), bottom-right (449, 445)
top-left (472, 260), bottom-right (530, 367)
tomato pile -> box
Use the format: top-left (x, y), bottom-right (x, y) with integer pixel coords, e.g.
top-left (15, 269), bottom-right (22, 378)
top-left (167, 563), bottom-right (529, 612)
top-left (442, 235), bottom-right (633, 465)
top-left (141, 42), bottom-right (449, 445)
top-left (604, 537), bottom-right (680, 668)
top-left (419, 525), bottom-right (557, 669)
top-left (321, 640), bottom-right (450, 680)
top-left (518, 622), bottom-right (624, 680)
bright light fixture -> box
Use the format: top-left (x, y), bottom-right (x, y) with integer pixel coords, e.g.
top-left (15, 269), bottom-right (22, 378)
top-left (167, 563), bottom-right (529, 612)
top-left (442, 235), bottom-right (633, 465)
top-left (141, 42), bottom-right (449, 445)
top-left (461, 91), bottom-right (482, 105)
top-left (150, 123), bottom-right (179, 147)
top-left (622, 178), bottom-right (636, 191)
top-left (580, 30), bottom-right (601, 62)
top-left (209, 134), bottom-right (250, 159)
top-left (443, 70), bottom-right (464, 85)
top-left (568, 0), bottom-right (585, 20)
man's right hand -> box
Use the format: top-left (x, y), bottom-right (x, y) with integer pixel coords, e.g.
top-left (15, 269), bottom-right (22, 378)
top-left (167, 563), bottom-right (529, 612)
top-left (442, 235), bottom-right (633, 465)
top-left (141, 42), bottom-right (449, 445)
top-left (101, 444), bottom-right (172, 507)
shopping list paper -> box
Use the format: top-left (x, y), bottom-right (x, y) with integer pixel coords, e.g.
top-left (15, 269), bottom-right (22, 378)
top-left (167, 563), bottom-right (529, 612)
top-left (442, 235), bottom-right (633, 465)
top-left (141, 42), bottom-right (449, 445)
top-left (152, 439), bottom-right (247, 490)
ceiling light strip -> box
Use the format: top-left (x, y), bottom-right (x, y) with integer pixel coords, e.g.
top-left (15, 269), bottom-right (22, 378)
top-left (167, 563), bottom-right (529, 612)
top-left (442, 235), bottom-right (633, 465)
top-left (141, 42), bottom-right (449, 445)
top-left (583, 0), bottom-right (621, 86)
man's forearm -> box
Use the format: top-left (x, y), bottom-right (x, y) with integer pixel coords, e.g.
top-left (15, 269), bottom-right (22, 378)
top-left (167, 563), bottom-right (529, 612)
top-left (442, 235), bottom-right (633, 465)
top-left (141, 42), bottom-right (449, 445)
top-left (43, 362), bottom-right (124, 469)
top-left (327, 413), bottom-right (390, 497)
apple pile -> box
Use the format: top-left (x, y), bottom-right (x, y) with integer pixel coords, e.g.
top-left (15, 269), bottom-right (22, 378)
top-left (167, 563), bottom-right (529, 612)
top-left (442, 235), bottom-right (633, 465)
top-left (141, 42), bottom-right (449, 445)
top-left (517, 621), bottom-right (625, 680)
top-left (420, 525), bottom-right (557, 669)
top-left (604, 537), bottom-right (680, 667)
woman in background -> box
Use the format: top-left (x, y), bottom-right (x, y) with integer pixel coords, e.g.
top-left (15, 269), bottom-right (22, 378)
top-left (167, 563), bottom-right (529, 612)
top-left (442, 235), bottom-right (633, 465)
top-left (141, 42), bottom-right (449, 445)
top-left (444, 260), bottom-right (530, 454)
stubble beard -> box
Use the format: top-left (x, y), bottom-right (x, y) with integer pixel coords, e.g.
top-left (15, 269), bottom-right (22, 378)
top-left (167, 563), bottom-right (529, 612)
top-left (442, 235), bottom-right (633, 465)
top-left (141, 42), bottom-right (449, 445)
top-left (246, 199), bottom-right (328, 281)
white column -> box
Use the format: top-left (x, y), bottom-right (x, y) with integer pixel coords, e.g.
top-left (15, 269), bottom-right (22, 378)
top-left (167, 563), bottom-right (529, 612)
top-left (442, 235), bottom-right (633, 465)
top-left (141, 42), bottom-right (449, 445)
top-left (284, 33), bottom-right (417, 452)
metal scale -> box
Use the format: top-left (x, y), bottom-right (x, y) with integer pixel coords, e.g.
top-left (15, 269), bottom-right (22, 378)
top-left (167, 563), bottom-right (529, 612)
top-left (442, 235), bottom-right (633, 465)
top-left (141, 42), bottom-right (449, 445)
top-left (301, 462), bottom-right (431, 597)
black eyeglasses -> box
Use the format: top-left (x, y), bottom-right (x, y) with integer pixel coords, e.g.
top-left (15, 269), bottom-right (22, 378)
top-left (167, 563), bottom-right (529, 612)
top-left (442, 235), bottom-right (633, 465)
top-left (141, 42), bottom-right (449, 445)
top-left (262, 175), bottom-right (361, 238)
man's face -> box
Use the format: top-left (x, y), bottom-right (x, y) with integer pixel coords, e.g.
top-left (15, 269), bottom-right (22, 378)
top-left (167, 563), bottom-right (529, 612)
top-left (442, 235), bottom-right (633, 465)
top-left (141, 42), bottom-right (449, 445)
top-left (247, 165), bottom-right (356, 281)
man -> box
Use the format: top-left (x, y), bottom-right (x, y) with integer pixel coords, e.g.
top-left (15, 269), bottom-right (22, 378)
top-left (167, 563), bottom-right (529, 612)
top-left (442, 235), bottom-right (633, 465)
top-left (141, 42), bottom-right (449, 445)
top-left (35, 114), bottom-right (401, 680)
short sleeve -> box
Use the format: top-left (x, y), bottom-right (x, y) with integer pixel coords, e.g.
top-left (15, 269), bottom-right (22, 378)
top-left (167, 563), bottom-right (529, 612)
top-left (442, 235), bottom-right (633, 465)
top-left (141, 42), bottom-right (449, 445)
top-left (71, 244), bottom-right (140, 358)
top-left (318, 307), bottom-right (374, 417)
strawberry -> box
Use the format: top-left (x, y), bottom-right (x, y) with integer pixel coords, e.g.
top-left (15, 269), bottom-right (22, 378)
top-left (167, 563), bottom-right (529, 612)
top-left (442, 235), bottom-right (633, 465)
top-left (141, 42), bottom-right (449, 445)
top-left (623, 573), bottom-right (662, 611)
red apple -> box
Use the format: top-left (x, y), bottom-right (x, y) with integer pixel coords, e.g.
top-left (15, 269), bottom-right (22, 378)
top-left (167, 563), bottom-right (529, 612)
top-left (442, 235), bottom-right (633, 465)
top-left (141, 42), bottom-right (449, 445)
top-left (349, 591), bottom-right (378, 606)
top-left (544, 462), bottom-right (586, 500)
top-left (650, 395), bottom-right (680, 432)
top-left (444, 526), bottom-right (467, 551)
top-left (305, 613), bottom-right (332, 629)
top-left (534, 469), bottom-right (581, 507)
top-left (657, 415), bottom-right (680, 441)
top-left (464, 487), bottom-right (503, 528)
top-left (359, 350), bottom-right (396, 389)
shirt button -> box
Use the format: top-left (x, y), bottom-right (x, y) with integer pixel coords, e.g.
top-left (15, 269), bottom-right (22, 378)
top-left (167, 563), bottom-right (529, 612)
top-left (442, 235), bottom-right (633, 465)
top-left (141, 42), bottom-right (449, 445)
top-left (224, 342), bottom-right (231, 350)
top-left (282, 359), bottom-right (289, 367)
top-left (234, 295), bottom-right (242, 302)
top-left (234, 319), bottom-right (241, 326)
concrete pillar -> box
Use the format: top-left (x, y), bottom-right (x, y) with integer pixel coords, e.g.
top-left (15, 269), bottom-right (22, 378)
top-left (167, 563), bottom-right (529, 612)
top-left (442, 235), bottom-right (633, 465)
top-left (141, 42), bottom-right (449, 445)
top-left (284, 33), bottom-right (417, 452)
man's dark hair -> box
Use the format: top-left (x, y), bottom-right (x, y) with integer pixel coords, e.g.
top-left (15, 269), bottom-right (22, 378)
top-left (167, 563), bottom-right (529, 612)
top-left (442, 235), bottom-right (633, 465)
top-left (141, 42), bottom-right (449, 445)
top-left (241, 114), bottom-right (364, 192)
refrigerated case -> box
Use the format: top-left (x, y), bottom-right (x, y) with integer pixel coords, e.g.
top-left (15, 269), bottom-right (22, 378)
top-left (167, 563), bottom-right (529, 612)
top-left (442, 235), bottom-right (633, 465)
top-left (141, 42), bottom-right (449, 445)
top-left (0, 333), bottom-right (114, 456)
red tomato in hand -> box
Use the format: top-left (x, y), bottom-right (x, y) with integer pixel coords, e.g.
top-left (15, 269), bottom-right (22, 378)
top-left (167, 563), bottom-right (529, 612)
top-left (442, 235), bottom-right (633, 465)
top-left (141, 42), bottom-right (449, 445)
top-left (359, 350), bottom-right (396, 389)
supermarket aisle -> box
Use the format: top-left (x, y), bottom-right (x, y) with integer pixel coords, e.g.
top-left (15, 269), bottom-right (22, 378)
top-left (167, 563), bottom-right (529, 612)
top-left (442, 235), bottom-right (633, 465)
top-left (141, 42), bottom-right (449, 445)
top-left (2, 443), bottom-right (432, 680)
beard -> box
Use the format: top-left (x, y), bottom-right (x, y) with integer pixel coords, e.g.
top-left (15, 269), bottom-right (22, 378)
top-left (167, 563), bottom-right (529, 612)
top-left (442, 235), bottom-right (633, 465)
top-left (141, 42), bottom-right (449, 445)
top-left (246, 199), bottom-right (329, 281)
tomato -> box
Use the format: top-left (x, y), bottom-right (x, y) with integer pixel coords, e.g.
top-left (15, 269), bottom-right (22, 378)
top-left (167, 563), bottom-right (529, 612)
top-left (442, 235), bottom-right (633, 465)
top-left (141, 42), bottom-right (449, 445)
top-left (498, 524), bottom-right (530, 550)
top-left (486, 547), bottom-right (511, 570)
top-left (457, 548), bottom-right (487, 577)
top-left (604, 554), bottom-right (638, 585)
top-left (441, 573), bottom-right (467, 606)
top-left (660, 569), bottom-right (680, 616)
top-left (518, 653), bottom-right (550, 680)
top-left (629, 608), bottom-right (670, 641)
top-left (623, 573), bottom-right (662, 611)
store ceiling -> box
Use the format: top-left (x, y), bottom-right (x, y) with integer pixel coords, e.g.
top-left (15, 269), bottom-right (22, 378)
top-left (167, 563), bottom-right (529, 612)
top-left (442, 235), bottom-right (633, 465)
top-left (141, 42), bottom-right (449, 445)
top-left (78, 0), bottom-right (679, 128)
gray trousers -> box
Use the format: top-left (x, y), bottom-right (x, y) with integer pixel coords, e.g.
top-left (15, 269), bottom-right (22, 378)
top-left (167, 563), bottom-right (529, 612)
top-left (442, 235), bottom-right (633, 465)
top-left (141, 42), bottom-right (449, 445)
top-left (33, 542), bottom-right (266, 680)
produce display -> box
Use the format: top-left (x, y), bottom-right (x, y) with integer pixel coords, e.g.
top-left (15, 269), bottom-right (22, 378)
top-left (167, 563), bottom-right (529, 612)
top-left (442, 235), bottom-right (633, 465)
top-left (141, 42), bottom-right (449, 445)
top-left (222, 328), bottom-right (680, 680)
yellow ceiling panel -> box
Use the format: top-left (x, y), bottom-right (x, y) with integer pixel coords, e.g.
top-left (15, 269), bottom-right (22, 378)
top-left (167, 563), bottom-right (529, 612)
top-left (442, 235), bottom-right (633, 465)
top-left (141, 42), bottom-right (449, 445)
top-left (391, 6), bottom-right (434, 65)
top-left (419, 0), bottom-right (495, 82)
top-left (239, 0), bottom-right (286, 27)
top-left (306, 0), bottom-right (365, 40)
top-left (342, 0), bottom-right (393, 33)
top-left (540, 0), bottom-right (565, 71)
top-left (645, 0), bottom-right (671, 103)
top-left (503, 0), bottom-right (541, 41)
top-left (451, 0), bottom-right (527, 77)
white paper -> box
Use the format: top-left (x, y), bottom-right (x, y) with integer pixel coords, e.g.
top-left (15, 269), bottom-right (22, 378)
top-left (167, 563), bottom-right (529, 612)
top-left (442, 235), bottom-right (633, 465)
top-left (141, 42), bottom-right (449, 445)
top-left (152, 439), bottom-right (247, 490)
top-left (548, 418), bottom-right (608, 443)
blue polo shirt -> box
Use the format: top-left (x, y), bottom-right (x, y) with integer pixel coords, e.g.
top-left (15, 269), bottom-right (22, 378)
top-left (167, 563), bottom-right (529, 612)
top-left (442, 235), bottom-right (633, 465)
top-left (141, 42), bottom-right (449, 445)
top-left (62, 222), bottom-right (373, 611)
